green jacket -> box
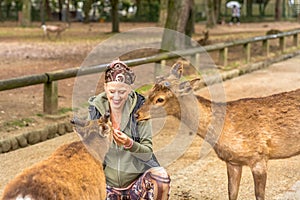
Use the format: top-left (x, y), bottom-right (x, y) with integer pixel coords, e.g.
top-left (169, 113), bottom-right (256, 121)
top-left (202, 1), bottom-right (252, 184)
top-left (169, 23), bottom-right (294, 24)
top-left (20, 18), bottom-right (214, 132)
top-left (88, 91), bottom-right (153, 188)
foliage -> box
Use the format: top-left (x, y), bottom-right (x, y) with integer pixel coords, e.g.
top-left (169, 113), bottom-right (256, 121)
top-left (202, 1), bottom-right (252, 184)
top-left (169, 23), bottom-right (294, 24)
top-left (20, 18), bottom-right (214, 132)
top-left (135, 84), bottom-right (153, 94)
top-left (58, 107), bottom-right (73, 114)
top-left (3, 118), bottom-right (35, 128)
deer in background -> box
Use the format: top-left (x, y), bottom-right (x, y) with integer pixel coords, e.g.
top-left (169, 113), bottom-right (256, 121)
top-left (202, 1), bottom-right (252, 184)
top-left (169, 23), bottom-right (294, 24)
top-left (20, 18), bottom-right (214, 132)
top-left (136, 61), bottom-right (300, 200)
top-left (41, 24), bottom-right (69, 40)
top-left (197, 30), bottom-right (210, 46)
top-left (1, 113), bottom-right (113, 200)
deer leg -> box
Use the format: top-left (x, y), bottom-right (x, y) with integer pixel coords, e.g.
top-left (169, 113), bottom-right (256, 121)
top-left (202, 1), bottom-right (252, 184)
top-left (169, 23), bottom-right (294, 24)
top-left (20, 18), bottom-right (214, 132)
top-left (226, 162), bottom-right (242, 200)
top-left (250, 160), bottom-right (267, 200)
top-left (47, 32), bottom-right (51, 40)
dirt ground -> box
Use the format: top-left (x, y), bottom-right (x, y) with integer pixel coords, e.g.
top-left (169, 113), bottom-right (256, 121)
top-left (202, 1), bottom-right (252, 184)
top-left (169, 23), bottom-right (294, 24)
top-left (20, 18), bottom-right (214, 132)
top-left (0, 21), bottom-right (300, 199)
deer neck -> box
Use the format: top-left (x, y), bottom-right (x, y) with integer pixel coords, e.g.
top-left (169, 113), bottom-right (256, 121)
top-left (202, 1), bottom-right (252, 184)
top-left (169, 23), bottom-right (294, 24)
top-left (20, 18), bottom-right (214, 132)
top-left (178, 94), bottom-right (224, 146)
top-left (85, 138), bottom-right (111, 163)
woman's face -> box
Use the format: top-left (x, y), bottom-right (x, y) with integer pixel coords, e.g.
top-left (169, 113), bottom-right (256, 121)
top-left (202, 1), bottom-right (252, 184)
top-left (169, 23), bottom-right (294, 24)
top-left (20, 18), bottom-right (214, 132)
top-left (104, 82), bottom-right (132, 110)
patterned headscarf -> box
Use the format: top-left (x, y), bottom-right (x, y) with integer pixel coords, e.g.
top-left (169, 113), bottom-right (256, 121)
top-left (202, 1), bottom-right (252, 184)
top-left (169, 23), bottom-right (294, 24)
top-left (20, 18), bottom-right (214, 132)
top-left (105, 60), bottom-right (136, 85)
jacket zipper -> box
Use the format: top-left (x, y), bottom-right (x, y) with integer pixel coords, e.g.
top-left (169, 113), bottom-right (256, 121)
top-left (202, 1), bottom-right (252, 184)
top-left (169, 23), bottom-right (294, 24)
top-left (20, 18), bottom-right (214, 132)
top-left (116, 145), bottom-right (122, 187)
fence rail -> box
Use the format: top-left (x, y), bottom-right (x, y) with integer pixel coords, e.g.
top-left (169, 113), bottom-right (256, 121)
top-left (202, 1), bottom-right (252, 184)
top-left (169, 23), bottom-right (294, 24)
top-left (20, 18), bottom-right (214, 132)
top-left (1, 29), bottom-right (300, 114)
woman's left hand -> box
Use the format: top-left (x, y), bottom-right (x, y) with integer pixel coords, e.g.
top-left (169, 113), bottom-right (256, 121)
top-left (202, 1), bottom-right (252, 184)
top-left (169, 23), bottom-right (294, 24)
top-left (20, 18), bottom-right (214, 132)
top-left (113, 129), bottom-right (132, 147)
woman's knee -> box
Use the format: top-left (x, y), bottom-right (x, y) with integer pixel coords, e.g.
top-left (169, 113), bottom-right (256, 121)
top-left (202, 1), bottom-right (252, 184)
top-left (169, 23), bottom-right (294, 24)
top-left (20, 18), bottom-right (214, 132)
top-left (145, 167), bottom-right (171, 199)
top-left (147, 167), bottom-right (169, 179)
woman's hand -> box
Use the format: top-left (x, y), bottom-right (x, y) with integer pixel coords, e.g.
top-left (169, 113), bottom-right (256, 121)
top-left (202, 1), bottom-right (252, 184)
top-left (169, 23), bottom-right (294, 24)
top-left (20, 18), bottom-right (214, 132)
top-left (113, 129), bottom-right (133, 148)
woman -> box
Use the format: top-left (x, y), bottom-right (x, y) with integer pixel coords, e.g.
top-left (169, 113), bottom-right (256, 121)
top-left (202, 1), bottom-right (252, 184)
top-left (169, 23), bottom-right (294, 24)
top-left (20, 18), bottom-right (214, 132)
top-left (88, 60), bottom-right (171, 200)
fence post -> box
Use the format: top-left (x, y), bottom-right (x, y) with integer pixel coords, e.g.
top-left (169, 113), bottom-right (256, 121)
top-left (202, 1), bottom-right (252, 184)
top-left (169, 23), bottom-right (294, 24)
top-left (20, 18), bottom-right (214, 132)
top-left (279, 37), bottom-right (286, 53)
top-left (262, 39), bottom-right (269, 57)
top-left (293, 34), bottom-right (299, 47)
top-left (244, 43), bottom-right (251, 63)
top-left (219, 47), bottom-right (228, 66)
top-left (43, 81), bottom-right (58, 114)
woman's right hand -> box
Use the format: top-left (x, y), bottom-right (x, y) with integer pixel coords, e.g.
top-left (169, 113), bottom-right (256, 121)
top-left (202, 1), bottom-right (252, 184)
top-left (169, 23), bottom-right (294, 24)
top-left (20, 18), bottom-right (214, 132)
top-left (113, 129), bottom-right (132, 147)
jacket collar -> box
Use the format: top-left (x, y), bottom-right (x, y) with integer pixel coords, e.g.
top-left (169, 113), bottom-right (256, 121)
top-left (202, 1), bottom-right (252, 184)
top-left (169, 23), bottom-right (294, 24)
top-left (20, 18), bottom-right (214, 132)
top-left (89, 91), bottom-right (137, 131)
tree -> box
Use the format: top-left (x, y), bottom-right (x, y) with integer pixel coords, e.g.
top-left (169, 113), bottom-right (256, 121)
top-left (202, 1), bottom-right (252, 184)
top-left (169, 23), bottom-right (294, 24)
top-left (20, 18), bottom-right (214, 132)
top-left (83, 0), bottom-right (92, 23)
top-left (258, 0), bottom-right (270, 16)
top-left (214, 0), bottom-right (221, 23)
top-left (275, 0), bottom-right (282, 21)
top-left (65, 0), bottom-right (70, 23)
top-left (246, 0), bottom-right (253, 17)
top-left (0, 0), bottom-right (3, 21)
top-left (58, 0), bottom-right (63, 20)
top-left (44, 0), bottom-right (52, 21)
top-left (205, 0), bottom-right (216, 28)
top-left (158, 0), bottom-right (168, 26)
top-left (22, 0), bottom-right (31, 26)
top-left (110, 0), bottom-right (119, 32)
top-left (40, 0), bottom-right (45, 24)
top-left (161, 0), bottom-right (194, 50)
top-left (135, 0), bottom-right (142, 19)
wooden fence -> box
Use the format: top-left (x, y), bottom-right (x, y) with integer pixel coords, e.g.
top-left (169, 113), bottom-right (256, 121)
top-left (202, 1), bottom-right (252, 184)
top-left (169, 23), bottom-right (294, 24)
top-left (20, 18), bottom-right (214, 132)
top-left (0, 29), bottom-right (299, 114)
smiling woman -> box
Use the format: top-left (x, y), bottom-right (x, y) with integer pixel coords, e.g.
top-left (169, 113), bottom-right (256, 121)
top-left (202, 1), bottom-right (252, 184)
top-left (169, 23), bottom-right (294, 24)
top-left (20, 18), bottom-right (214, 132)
top-left (87, 59), bottom-right (171, 200)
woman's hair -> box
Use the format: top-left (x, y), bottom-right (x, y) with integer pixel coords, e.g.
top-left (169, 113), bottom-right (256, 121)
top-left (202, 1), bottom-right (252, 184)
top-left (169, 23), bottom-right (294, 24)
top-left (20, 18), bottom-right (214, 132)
top-left (105, 60), bottom-right (136, 85)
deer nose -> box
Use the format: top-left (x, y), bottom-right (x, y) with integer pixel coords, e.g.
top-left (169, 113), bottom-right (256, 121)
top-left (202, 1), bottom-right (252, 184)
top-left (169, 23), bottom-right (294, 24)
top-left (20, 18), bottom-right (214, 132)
top-left (134, 113), bottom-right (139, 119)
top-left (70, 117), bottom-right (86, 127)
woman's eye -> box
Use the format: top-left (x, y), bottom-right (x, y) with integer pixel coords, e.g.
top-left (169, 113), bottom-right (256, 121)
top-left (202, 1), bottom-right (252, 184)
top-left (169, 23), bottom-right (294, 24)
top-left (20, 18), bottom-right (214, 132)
top-left (109, 90), bottom-right (115, 94)
top-left (156, 98), bottom-right (164, 103)
top-left (119, 91), bottom-right (126, 95)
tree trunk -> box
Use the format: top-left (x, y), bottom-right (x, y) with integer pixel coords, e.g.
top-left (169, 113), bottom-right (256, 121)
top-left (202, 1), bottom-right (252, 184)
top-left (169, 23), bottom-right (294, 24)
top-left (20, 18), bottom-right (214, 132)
top-left (275, 0), bottom-right (282, 21)
top-left (40, 0), bottom-right (45, 25)
top-left (246, 0), bottom-right (253, 17)
top-left (135, 0), bottom-right (142, 19)
top-left (110, 0), bottom-right (119, 32)
top-left (214, 0), bottom-right (221, 23)
top-left (161, 0), bottom-right (194, 50)
top-left (185, 0), bottom-right (195, 38)
top-left (0, 0), bottom-right (3, 21)
top-left (83, 0), bottom-right (92, 23)
top-left (45, 0), bottom-right (52, 20)
top-left (65, 0), bottom-right (70, 23)
top-left (205, 0), bottom-right (216, 28)
top-left (58, 0), bottom-right (63, 21)
top-left (6, 2), bottom-right (11, 18)
top-left (22, 0), bottom-right (31, 27)
top-left (161, 0), bottom-right (182, 51)
top-left (158, 0), bottom-right (168, 26)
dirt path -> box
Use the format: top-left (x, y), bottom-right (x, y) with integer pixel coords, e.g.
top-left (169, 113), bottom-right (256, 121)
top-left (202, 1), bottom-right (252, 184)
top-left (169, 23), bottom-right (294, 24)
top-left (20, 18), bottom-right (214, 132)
top-left (0, 22), bottom-right (299, 199)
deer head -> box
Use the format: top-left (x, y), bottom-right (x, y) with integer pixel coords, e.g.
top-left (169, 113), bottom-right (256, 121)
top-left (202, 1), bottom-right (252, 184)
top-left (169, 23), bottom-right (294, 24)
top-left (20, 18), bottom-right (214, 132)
top-left (136, 61), bottom-right (198, 122)
top-left (71, 112), bottom-right (113, 161)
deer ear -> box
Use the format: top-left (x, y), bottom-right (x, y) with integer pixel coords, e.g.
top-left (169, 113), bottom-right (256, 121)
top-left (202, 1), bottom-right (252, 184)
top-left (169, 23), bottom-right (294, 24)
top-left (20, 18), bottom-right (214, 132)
top-left (170, 61), bottom-right (184, 79)
top-left (155, 75), bottom-right (165, 83)
top-left (178, 81), bottom-right (193, 95)
top-left (189, 78), bottom-right (205, 91)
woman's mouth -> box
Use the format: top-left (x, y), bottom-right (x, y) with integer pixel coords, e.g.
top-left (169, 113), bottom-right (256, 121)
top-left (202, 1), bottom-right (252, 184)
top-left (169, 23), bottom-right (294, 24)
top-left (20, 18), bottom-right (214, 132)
top-left (112, 100), bottom-right (121, 105)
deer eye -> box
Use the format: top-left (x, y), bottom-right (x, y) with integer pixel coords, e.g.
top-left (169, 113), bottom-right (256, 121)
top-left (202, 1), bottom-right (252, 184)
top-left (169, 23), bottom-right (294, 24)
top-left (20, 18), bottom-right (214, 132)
top-left (156, 97), bottom-right (164, 104)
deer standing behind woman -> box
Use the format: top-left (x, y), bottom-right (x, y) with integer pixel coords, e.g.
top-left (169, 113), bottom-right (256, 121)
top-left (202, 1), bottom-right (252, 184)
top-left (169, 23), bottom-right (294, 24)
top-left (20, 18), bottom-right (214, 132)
top-left (41, 24), bottom-right (69, 40)
top-left (136, 61), bottom-right (300, 200)
top-left (1, 114), bottom-right (113, 200)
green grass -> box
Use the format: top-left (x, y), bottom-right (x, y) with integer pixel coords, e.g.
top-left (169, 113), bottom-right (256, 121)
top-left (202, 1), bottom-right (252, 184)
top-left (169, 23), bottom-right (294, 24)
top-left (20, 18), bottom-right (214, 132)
top-left (135, 84), bottom-right (153, 94)
top-left (3, 118), bottom-right (35, 128)
top-left (58, 107), bottom-right (73, 114)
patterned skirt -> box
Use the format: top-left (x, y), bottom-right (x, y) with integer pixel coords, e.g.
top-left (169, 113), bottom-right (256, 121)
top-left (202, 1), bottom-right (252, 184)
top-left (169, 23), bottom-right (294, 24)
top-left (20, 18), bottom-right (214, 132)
top-left (106, 167), bottom-right (171, 200)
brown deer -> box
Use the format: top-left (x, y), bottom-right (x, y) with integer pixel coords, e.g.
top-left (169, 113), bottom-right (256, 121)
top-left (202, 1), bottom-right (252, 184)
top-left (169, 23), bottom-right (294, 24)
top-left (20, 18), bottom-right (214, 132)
top-left (197, 30), bottom-right (210, 46)
top-left (1, 113), bottom-right (113, 200)
top-left (41, 24), bottom-right (69, 40)
top-left (136, 61), bottom-right (300, 200)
